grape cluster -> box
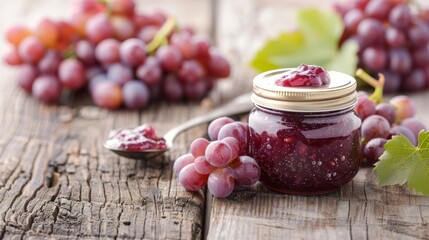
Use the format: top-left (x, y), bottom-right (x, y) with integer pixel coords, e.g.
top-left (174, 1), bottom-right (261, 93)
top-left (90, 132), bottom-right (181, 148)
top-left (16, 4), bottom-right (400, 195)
top-left (355, 93), bottom-right (426, 164)
top-left (335, 0), bottom-right (429, 92)
top-left (4, 0), bottom-right (230, 109)
top-left (173, 117), bottom-right (260, 198)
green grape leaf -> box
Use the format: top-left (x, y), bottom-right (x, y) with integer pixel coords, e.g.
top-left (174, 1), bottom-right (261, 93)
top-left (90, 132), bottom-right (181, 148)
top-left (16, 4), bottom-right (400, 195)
top-left (374, 131), bottom-right (429, 195)
top-left (250, 8), bottom-right (358, 76)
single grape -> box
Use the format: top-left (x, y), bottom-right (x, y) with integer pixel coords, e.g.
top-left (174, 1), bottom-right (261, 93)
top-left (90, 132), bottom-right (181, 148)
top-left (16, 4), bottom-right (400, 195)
top-left (361, 115), bottom-right (390, 141)
top-left (385, 28), bottom-right (406, 48)
top-left (156, 45), bottom-right (183, 71)
top-left (107, 0), bottom-right (135, 15)
top-left (111, 15), bottom-right (136, 42)
top-left (179, 163), bottom-right (208, 192)
top-left (107, 63), bottom-right (133, 86)
top-left (354, 95), bottom-right (376, 120)
top-left (403, 69), bottom-right (426, 92)
top-left (32, 75), bottom-right (62, 103)
top-left (408, 21), bottom-right (429, 46)
top-left (5, 25), bottom-right (32, 47)
top-left (85, 12), bottom-right (114, 44)
top-left (70, 0), bottom-right (104, 15)
top-left (162, 74), bottom-right (184, 101)
top-left (357, 18), bottom-right (384, 46)
top-left (222, 137), bottom-right (240, 160)
top-left (207, 168), bottom-right (235, 198)
top-left (194, 156), bottom-right (214, 175)
top-left (389, 4), bottom-right (412, 30)
top-left (75, 40), bottom-right (96, 65)
top-left (208, 117), bottom-right (235, 140)
top-left (190, 138), bottom-right (210, 158)
top-left (205, 140), bottom-right (233, 167)
top-left (59, 59), bottom-right (86, 90)
top-left (193, 36), bottom-right (211, 61)
top-left (343, 9), bottom-right (364, 34)
top-left (364, 0), bottom-right (392, 21)
top-left (401, 118), bottom-right (426, 139)
top-left (171, 32), bottom-right (197, 59)
top-left (95, 38), bottom-right (120, 65)
top-left (137, 26), bottom-right (159, 43)
top-left (18, 36), bottom-right (46, 63)
top-left (56, 20), bottom-right (79, 50)
top-left (389, 95), bottom-right (416, 122)
top-left (363, 138), bottom-right (387, 165)
top-left (233, 156), bottom-right (260, 187)
top-left (136, 57), bottom-right (162, 86)
top-left (120, 38), bottom-right (146, 67)
top-left (122, 81), bottom-right (150, 109)
top-left (184, 80), bottom-right (207, 100)
top-left (38, 50), bottom-right (61, 74)
top-left (389, 125), bottom-right (417, 146)
top-left (208, 50), bottom-right (230, 78)
top-left (92, 81), bottom-right (123, 109)
top-left (173, 154), bottom-right (195, 175)
top-left (34, 18), bottom-right (59, 49)
top-left (178, 60), bottom-right (206, 83)
top-left (17, 64), bottom-right (38, 93)
top-left (4, 48), bottom-right (23, 66)
top-left (217, 122), bottom-right (248, 155)
top-left (361, 47), bottom-right (386, 72)
top-left (375, 103), bottom-right (396, 125)
top-left (389, 48), bottom-right (412, 75)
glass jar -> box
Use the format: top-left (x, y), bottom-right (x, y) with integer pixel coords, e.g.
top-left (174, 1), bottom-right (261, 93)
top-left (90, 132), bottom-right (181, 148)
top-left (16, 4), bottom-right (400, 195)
top-left (248, 69), bottom-right (362, 195)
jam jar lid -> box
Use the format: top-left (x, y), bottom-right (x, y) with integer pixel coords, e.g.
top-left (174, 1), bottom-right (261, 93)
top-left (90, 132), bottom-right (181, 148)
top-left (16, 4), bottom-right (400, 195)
top-left (251, 68), bottom-right (357, 112)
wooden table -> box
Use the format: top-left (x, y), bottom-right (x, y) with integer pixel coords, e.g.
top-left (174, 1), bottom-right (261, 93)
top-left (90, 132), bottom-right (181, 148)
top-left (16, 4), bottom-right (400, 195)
top-left (1, 0), bottom-right (429, 239)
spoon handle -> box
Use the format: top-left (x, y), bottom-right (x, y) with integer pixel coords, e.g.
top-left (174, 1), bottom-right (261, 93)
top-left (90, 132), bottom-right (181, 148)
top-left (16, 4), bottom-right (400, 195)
top-left (163, 92), bottom-right (253, 148)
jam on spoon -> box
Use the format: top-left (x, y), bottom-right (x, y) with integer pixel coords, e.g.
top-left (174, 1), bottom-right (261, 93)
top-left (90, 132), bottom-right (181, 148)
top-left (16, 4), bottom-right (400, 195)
top-left (105, 124), bottom-right (167, 151)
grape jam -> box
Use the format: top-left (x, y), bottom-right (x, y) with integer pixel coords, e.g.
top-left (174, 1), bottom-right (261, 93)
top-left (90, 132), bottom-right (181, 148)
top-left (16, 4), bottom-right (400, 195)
top-left (106, 124), bottom-right (167, 151)
top-left (250, 68), bottom-right (361, 195)
top-left (248, 107), bottom-right (361, 194)
top-left (275, 64), bottom-right (331, 87)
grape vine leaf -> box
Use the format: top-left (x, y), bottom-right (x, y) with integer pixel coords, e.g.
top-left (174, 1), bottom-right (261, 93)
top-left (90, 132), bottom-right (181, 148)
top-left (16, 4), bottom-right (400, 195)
top-left (250, 8), bottom-right (358, 76)
top-left (374, 131), bottom-right (429, 195)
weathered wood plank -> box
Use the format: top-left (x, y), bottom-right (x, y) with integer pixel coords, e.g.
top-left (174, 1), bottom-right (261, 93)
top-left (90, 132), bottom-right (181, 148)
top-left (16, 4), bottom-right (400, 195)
top-left (0, 0), bottom-right (214, 239)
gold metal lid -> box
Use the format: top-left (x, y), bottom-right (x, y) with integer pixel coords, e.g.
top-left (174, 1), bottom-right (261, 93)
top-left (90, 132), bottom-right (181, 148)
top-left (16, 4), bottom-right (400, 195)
top-left (252, 68), bottom-right (357, 112)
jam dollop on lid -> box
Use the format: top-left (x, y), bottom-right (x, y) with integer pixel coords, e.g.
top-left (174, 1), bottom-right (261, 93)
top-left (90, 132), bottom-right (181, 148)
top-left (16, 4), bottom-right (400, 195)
top-left (275, 64), bottom-right (330, 87)
top-left (252, 66), bottom-right (357, 112)
top-left (105, 124), bottom-right (167, 151)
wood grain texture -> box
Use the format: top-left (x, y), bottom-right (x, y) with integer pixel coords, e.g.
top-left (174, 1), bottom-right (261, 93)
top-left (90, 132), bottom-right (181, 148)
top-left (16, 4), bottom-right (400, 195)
top-left (0, 0), bottom-right (429, 239)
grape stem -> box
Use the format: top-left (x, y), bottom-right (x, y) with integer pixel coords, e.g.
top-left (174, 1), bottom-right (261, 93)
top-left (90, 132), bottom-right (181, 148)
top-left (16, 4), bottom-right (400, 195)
top-left (355, 68), bottom-right (385, 104)
top-left (146, 17), bottom-right (177, 54)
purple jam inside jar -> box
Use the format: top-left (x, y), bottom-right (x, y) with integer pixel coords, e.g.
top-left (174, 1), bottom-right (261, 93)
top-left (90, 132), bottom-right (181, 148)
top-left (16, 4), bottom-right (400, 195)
top-left (106, 124), bottom-right (167, 151)
top-left (249, 68), bottom-right (361, 195)
top-left (248, 107), bottom-right (361, 194)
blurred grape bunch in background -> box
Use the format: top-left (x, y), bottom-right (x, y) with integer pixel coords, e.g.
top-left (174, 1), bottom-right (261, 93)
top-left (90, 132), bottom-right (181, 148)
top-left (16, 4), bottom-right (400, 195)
top-left (2, 0), bottom-right (231, 109)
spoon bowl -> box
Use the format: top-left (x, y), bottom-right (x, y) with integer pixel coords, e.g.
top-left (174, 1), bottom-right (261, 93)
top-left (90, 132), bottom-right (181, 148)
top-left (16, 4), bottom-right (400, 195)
top-left (104, 92), bottom-right (253, 160)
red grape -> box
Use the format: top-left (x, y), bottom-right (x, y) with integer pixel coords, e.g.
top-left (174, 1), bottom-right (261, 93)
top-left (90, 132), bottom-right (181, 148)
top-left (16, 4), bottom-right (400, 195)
top-left (59, 59), bottom-right (86, 90)
top-left (32, 75), bottom-right (62, 103)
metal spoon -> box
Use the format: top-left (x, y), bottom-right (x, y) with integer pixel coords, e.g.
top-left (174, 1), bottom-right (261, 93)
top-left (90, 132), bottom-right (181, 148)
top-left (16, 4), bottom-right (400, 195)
top-left (104, 92), bottom-right (253, 159)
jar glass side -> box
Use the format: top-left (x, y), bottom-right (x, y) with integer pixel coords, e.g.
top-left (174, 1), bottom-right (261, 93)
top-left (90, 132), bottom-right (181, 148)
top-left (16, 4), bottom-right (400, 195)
top-left (248, 105), bottom-right (362, 195)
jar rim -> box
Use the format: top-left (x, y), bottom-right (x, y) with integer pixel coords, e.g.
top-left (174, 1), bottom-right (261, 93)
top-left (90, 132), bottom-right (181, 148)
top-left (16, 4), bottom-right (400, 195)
top-left (252, 68), bottom-right (357, 112)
